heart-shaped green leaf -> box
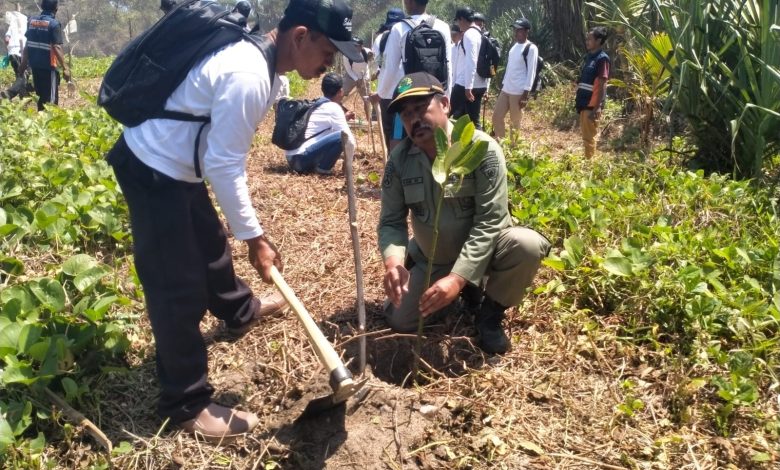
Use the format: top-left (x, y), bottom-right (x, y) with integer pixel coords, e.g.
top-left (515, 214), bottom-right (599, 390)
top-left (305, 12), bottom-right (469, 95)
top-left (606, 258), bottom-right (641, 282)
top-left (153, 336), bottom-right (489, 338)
top-left (74, 265), bottom-right (111, 293)
top-left (62, 254), bottom-right (98, 276)
top-left (29, 279), bottom-right (66, 313)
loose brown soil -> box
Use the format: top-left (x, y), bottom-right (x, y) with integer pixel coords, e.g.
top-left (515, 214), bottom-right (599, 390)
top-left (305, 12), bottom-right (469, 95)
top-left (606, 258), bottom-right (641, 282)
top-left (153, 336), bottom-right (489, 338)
top-left (43, 79), bottom-right (778, 470)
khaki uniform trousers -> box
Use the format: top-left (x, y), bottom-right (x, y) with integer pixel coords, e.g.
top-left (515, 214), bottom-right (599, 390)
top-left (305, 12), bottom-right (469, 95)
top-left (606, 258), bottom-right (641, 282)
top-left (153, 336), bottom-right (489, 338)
top-left (492, 91), bottom-right (525, 141)
top-left (342, 74), bottom-right (371, 121)
top-left (384, 227), bottom-right (551, 332)
top-left (580, 110), bottom-right (599, 158)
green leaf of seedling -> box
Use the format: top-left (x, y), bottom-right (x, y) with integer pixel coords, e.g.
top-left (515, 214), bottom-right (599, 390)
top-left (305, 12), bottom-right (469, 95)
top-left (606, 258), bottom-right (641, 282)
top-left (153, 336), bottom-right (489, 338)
top-left (62, 254), bottom-right (98, 276)
top-left (604, 257), bottom-right (634, 276)
top-left (432, 128), bottom-right (450, 185)
top-left (459, 120), bottom-right (475, 148)
top-left (434, 127), bottom-right (448, 158)
top-left (451, 115), bottom-right (471, 143)
top-left (29, 279), bottom-right (66, 312)
top-left (450, 141), bottom-right (488, 177)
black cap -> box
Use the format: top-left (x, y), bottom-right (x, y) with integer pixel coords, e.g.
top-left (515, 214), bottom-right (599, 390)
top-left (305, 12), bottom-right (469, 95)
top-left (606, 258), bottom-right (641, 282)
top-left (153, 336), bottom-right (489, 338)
top-left (160, 0), bottom-right (176, 12)
top-left (454, 7), bottom-right (474, 21)
top-left (283, 0), bottom-right (363, 63)
top-left (388, 72), bottom-right (445, 114)
top-left (473, 12), bottom-right (486, 22)
top-left (321, 72), bottom-right (343, 96)
top-left (513, 18), bottom-right (531, 30)
top-left (233, 0), bottom-right (251, 17)
top-left (384, 8), bottom-right (405, 27)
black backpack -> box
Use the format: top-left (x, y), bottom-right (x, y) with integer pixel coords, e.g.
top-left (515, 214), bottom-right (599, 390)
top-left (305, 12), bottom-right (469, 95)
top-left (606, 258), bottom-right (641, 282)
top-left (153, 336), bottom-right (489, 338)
top-left (402, 17), bottom-right (448, 89)
top-left (471, 27), bottom-right (501, 79)
top-left (272, 98), bottom-right (330, 151)
top-left (98, 0), bottom-right (274, 177)
top-left (522, 42), bottom-right (545, 93)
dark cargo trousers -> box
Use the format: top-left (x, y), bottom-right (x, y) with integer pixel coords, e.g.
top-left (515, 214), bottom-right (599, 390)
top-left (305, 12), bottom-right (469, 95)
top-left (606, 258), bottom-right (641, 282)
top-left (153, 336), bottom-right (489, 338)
top-left (450, 84), bottom-right (487, 130)
top-left (107, 136), bottom-right (258, 423)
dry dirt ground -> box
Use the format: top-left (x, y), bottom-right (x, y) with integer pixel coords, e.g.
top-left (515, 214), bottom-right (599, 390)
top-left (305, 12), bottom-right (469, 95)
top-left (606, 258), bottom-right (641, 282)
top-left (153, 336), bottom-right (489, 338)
top-left (44, 80), bottom-right (778, 470)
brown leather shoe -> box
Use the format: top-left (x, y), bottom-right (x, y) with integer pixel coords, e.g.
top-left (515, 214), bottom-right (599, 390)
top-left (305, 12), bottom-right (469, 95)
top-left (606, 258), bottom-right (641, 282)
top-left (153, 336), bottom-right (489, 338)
top-left (179, 403), bottom-right (259, 442)
top-left (226, 292), bottom-right (287, 337)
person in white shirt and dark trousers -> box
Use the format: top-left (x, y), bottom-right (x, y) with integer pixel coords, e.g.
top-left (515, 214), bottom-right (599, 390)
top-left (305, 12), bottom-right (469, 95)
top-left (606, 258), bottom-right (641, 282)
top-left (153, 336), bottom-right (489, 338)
top-left (286, 72), bottom-right (356, 174)
top-left (493, 18), bottom-right (537, 142)
top-left (451, 7), bottom-right (488, 130)
top-left (370, 0), bottom-right (452, 150)
top-left (104, 0), bottom-right (363, 441)
top-left (342, 38), bottom-right (372, 123)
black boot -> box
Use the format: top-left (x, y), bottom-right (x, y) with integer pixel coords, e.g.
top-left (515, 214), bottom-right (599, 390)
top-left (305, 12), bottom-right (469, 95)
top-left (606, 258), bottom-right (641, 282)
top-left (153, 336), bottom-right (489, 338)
top-left (476, 297), bottom-right (510, 354)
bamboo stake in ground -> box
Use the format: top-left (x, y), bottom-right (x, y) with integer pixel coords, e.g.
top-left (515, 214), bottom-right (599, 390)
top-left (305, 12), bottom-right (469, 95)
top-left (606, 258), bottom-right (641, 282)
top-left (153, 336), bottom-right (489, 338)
top-left (362, 71), bottom-right (376, 156)
top-left (375, 101), bottom-right (388, 163)
top-left (342, 131), bottom-right (367, 375)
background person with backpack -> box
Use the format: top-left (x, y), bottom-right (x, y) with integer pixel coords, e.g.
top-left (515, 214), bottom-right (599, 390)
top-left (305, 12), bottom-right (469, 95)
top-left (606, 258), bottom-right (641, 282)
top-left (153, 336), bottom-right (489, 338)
top-left (282, 72), bottom-right (356, 174)
top-left (492, 18), bottom-right (537, 142)
top-left (341, 37), bottom-right (371, 122)
top-left (101, 0), bottom-right (363, 442)
top-left (451, 7), bottom-right (489, 130)
top-left (18, 0), bottom-right (70, 111)
top-left (370, 0), bottom-right (452, 151)
top-left (372, 7), bottom-right (405, 79)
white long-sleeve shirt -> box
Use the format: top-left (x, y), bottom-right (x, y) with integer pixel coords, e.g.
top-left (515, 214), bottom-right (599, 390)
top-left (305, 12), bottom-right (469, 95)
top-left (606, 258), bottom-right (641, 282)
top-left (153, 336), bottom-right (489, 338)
top-left (372, 33), bottom-right (384, 72)
top-left (376, 14), bottom-right (453, 99)
top-left (455, 25), bottom-right (488, 90)
top-left (284, 100), bottom-right (355, 157)
top-left (124, 40), bottom-right (281, 241)
top-left (501, 41), bottom-right (538, 95)
top-left (342, 48), bottom-right (370, 81)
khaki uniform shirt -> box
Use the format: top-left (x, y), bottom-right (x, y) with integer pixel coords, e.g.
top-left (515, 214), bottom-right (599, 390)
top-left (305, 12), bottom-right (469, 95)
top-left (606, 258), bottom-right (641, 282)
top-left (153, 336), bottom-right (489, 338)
top-left (378, 130), bottom-right (511, 285)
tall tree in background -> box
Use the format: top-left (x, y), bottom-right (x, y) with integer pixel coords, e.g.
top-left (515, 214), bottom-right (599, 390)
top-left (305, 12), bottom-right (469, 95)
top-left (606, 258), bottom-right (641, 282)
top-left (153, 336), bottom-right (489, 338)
top-left (544, 0), bottom-right (586, 61)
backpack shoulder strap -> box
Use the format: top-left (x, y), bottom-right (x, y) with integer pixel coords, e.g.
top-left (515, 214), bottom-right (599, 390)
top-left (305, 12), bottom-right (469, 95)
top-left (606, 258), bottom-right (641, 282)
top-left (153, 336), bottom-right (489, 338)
top-left (522, 42), bottom-right (531, 68)
top-left (246, 33), bottom-right (276, 86)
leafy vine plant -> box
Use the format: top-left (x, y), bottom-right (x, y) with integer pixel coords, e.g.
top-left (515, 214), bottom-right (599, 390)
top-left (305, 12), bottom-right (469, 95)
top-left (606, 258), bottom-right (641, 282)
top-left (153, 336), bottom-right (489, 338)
top-left (414, 115), bottom-right (488, 379)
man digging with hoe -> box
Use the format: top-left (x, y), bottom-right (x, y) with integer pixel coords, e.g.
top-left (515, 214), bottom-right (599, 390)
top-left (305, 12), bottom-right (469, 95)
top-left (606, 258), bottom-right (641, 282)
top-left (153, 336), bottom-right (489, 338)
top-left (104, 0), bottom-right (363, 442)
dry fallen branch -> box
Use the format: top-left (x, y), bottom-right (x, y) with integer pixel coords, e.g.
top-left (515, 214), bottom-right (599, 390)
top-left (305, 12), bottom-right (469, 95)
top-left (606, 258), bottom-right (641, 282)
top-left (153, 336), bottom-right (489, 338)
top-left (45, 388), bottom-right (112, 453)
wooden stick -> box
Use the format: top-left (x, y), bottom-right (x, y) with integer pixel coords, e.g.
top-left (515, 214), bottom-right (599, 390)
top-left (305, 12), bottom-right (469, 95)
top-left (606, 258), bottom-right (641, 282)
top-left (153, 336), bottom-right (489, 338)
top-left (342, 131), bottom-right (367, 376)
top-left (375, 101), bottom-right (389, 163)
top-left (362, 72), bottom-right (376, 156)
top-left (45, 388), bottom-right (112, 453)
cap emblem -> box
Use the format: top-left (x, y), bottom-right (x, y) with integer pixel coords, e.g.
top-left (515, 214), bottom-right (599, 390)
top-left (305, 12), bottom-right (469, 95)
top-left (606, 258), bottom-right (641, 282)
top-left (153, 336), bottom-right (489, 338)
top-left (397, 77), bottom-right (413, 94)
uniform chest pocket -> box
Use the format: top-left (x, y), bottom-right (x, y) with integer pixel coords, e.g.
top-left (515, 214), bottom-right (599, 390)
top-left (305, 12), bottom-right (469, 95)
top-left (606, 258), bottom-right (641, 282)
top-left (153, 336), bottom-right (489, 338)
top-left (403, 182), bottom-right (428, 222)
top-left (445, 178), bottom-right (477, 219)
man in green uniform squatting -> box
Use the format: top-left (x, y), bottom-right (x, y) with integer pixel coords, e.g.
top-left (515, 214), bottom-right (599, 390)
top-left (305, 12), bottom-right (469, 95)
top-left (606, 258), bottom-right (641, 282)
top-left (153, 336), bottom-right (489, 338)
top-left (378, 72), bottom-right (551, 354)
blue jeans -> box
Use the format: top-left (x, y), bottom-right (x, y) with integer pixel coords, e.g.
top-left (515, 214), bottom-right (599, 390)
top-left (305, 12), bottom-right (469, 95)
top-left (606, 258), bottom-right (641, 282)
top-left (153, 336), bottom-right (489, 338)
top-left (286, 132), bottom-right (343, 173)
